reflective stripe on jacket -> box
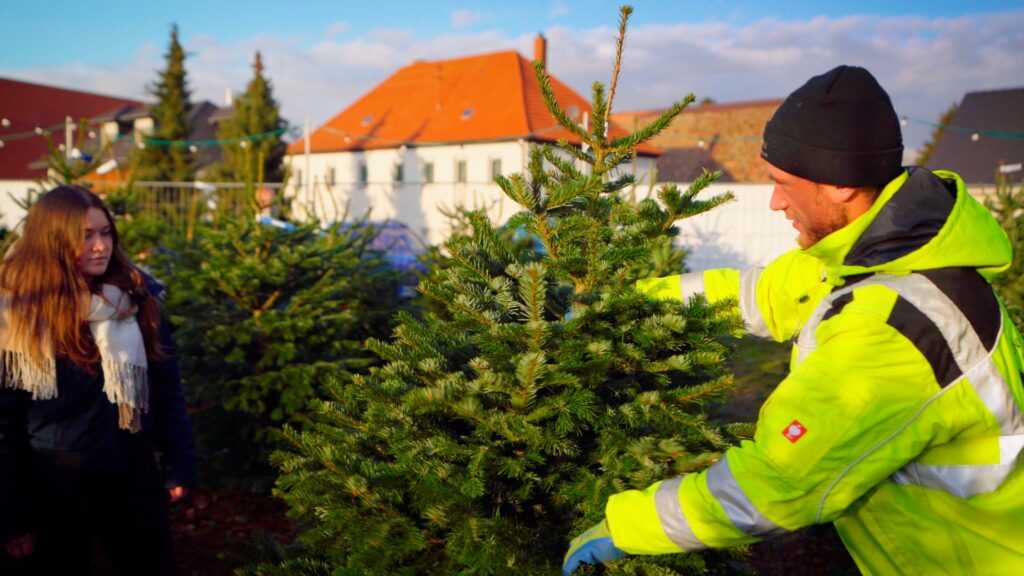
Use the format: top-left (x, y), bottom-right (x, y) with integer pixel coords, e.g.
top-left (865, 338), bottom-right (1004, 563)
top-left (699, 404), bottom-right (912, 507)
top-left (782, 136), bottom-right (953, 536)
top-left (622, 168), bottom-right (1024, 574)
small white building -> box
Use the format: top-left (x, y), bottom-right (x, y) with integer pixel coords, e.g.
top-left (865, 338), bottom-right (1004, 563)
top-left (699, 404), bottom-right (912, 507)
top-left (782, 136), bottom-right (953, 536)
top-left (285, 36), bottom-right (659, 245)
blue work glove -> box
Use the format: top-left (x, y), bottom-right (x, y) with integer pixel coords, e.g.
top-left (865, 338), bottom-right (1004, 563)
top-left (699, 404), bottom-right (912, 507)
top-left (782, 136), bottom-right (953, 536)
top-left (562, 518), bottom-right (628, 575)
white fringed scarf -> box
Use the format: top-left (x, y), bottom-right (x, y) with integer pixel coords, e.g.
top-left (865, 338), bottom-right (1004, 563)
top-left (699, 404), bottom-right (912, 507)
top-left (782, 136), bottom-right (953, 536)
top-left (0, 284), bottom-right (149, 432)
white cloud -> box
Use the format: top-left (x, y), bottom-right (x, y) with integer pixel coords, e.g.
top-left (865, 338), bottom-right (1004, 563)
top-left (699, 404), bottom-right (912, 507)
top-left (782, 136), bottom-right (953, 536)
top-left (547, 11), bottom-right (1024, 149)
top-left (451, 9), bottom-right (486, 30)
top-left (549, 1), bottom-right (570, 19)
top-left (325, 21), bottom-right (349, 39)
top-left (3, 11), bottom-right (1022, 150)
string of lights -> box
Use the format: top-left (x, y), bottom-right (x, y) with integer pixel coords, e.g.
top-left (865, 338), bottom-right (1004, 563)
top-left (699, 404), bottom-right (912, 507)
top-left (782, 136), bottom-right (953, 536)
top-left (900, 116), bottom-right (1024, 140)
top-left (2, 114), bottom-right (1024, 151)
top-left (143, 126), bottom-right (291, 147)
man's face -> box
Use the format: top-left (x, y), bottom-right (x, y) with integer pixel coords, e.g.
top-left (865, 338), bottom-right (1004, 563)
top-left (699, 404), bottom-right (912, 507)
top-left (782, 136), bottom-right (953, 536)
top-left (765, 161), bottom-right (849, 249)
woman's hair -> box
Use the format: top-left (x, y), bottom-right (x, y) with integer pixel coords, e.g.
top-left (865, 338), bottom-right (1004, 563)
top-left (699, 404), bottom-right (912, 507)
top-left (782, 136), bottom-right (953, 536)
top-left (0, 185), bottom-right (165, 366)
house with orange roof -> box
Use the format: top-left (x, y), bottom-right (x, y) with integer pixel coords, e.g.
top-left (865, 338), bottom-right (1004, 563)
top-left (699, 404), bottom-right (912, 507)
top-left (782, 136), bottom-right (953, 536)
top-left (612, 98), bottom-right (782, 184)
top-left (284, 36), bottom-right (659, 244)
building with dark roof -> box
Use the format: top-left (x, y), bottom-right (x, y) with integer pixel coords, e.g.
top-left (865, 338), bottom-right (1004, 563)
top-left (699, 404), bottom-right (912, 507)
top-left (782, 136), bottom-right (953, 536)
top-left (89, 100), bottom-right (229, 182)
top-left (925, 87), bottom-right (1024, 185)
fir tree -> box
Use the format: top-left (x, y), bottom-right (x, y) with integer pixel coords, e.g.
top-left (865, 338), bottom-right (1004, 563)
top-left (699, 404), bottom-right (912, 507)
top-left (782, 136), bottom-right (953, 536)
top-left (216, 51), bottom-right (288, 184)
top-left (136, 24), bottom-right (194, 182)
top-left (986, 173), bottom-right (1024, 328)
top-left (131, 213), bottom-right (404, 478)
top-left (272, 7), bottom-right (747, 574)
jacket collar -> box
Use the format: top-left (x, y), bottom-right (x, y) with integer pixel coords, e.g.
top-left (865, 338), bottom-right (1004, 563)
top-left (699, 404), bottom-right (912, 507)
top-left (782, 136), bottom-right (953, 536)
top-left (801, 167), bottom-right (1008, 286)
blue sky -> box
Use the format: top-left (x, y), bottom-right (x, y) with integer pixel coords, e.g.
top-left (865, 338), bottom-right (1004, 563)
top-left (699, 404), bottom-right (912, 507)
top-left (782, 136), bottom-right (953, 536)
top-left (3, 1), bottom-right (1024, 150)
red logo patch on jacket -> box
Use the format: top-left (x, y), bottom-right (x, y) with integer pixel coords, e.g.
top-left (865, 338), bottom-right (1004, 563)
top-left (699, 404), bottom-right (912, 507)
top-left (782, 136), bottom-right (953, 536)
top-left (783, 420), bottom-right (807, 443)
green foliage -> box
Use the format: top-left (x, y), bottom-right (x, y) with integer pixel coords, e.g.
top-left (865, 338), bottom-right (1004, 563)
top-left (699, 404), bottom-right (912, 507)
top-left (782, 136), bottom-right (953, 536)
top-left (231, 532), bottom-right (332, 576)
top-left (214, 51), bottom-right (288, 184)
top-left (272, 6), bottom-right (744, 574)
top-left (135, 24), bottom-right (195, 182)
top-left (986, 174), bottom-right (1024, 328)
top-left (122, 212), bottom-right (404, 478)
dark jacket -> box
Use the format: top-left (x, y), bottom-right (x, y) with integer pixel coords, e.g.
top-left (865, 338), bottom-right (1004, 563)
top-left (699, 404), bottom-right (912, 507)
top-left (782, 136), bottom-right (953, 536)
top-left (0, 278), bottom-right (197, 543)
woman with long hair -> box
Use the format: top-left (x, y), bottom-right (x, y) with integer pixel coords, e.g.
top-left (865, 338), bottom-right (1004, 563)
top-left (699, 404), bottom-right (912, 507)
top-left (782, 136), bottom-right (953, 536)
top-left (0, 185), bottom-right (196, 575)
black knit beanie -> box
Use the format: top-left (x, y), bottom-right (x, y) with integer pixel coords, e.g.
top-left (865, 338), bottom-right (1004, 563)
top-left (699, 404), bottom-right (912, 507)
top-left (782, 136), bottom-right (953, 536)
top-left (761, 65), bottom-right (903, 187)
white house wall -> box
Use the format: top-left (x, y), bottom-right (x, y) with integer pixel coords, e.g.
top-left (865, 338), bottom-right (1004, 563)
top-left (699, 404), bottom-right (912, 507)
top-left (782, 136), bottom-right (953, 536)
top-left (286, 142), bottom-right (655, 245)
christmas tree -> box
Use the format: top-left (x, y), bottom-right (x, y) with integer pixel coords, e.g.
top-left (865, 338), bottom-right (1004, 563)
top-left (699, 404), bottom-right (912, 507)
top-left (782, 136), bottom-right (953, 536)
top-left (986, 173), bottom-right (1024, 328)
top-left (272, 7), bottom-right (747, 574)
top-left (215, 51), bottom-right (288, 184)
top-left (131, 213), bottom-right (405, 479)
top-left (135, 24), bottom-right (195, 182)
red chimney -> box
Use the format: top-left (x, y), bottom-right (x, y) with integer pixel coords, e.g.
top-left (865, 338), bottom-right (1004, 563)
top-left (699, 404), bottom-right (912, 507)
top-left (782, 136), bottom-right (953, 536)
top-left (534, 33), bottom-right (547, 66)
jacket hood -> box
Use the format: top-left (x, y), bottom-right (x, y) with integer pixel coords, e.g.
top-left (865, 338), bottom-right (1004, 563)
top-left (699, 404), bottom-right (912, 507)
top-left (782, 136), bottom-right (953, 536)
top-left (804, 167), bottom-right (1011, 285)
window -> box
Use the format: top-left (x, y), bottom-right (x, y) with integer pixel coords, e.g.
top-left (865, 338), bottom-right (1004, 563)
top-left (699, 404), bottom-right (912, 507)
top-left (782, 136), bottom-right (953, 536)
top-left (358, 162), bottom-right (368, 183)
top-left (456, 160), bottom-right (467, 184)
top-left (394, 162), bottom-right (404, 183)
top-left (423, 162), bottom-right (434, 184)
top-left (327, 167), bottom-right (336, 186)
top-left (490, 158), bottom-right (502, 180)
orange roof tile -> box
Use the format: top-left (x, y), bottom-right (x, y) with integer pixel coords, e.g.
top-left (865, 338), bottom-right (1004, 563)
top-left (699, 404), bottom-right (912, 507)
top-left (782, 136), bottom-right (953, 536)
top-left (613, 99), bottom-right (783, 183)
top-left (289, 50), bottom-right (659, 156)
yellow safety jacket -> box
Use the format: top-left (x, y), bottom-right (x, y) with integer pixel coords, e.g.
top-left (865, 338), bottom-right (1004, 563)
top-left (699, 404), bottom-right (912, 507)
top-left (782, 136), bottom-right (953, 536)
top-left (619, 168), bottom-right (1024, 575)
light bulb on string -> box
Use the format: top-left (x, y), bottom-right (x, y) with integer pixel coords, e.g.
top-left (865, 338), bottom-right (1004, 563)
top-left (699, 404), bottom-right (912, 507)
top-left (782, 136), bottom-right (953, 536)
top-left (971, 133), bottom-right (980, 142)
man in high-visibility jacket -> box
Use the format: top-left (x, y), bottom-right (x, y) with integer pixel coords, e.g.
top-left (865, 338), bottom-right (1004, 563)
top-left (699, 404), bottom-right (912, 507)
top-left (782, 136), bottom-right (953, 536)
top-left (563, 65), bottom-right (1024, 575)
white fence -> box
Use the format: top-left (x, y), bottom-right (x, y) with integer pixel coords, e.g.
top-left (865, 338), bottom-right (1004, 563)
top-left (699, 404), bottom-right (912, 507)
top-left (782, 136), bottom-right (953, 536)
top-left (673, 183), bottom-right (795, 272)
top-left (673, 181), bottom-right (999, 273)
top-left (5, 178), bottom-right (996, 275)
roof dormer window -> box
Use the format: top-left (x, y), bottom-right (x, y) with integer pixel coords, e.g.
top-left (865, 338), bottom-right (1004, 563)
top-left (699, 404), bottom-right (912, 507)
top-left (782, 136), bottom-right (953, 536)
top-left (460, 108), bottom-right (474, 121)
top-left (361, 114), bottom-right (373, 126)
